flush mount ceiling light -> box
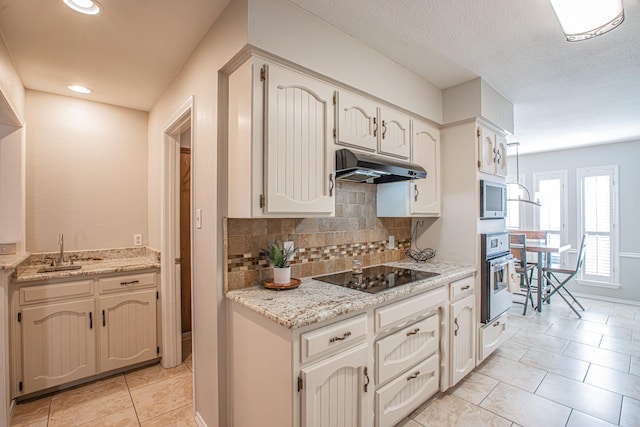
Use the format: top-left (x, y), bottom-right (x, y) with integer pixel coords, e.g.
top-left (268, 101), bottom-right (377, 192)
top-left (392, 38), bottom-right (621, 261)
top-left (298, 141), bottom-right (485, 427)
top-left (68, 85), bottom-right (92, 94)
top-left (63, 0), bottom-right (101, 15)
top-left (550, 0), bottom-right (624, 41)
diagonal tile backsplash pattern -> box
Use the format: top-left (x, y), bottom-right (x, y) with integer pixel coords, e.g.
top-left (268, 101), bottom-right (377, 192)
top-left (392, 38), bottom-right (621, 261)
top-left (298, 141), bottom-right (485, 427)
top-left (225, 182), bottom-right (411, 291)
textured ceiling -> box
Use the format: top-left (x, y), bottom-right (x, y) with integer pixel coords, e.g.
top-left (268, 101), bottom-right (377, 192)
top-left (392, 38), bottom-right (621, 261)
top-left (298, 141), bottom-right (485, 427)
top-left (0, 0), bottom-right (638, 153)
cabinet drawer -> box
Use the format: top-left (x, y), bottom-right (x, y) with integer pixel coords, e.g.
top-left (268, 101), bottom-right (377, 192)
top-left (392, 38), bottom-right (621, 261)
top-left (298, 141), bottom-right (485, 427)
top-left (20, 280), bottom-right (94, 305)
top-left (480, 313), bottom-right (508, 361)
top-left (450, 275), bottom-right (474, 301)
top-left (375, 353), bottom-right (439, 427)
top-left (376, 315), bottom-right (439, 385)
top-left (99, 272), bottom-right (156, 294)
top-left (375, 287), bottom-right (445, 332)
top-left (300, 314), bottom-right (367, 363)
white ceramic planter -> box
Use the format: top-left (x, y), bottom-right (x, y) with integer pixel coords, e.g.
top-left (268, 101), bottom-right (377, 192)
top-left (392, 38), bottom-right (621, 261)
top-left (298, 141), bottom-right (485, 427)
top-left (273, 266), bottom-right (291, 285)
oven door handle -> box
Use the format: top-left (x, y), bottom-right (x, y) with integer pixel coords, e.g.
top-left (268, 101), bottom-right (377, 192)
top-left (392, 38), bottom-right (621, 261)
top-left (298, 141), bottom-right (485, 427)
top-left (490, 260), bottom-right (511, 271)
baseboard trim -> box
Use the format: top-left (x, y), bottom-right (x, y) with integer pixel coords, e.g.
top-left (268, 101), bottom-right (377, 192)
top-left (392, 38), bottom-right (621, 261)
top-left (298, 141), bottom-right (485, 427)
top-left (620, 252), bottom-right (640, 259)
top-left (194, 411), bottom-right (208, 427)
top-left (573, 291), bottom-right (640, 307)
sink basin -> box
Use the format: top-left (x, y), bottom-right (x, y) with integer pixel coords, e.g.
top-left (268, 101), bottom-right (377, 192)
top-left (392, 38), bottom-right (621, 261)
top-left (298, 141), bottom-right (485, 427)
top-left (37, 264), bottom-right (82, 273)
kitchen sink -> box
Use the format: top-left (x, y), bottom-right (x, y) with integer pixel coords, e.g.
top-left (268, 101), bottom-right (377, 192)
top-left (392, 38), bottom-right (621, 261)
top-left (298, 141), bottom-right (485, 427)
top-left (37, 264), bottom-right (82, 273)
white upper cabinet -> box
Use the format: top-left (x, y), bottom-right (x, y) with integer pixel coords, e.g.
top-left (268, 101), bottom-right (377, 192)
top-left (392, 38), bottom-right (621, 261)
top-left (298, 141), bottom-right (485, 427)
top-left (477, 124), bottom-right (507, 177)
top-left (227, 57), bottom-right (336, 218)
top-left (377, 105), bottom-right (411, 159)
top-left (410, 119), bottom-right (440, 215)
top-left (335, 91), bottom-right (378, 152)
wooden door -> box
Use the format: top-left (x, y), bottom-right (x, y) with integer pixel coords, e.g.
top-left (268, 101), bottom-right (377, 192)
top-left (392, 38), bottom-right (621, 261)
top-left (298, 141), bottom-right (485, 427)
top-left (99, 291), bottom-right (157, 372)
top-left (21, 299), bottom-right (96, 393)
top-left (410, 119), bottom-right (440, 215)
top-left (378, 106), bottom-right (410, 159)
top-left (335, 90), bottom-right (378, 152)
top-left (180, 148), bottom-right (191, 333)
top-left (450, 294), bottom-right (476, 385)
top-left (478, 126), bottom-right (496, 174)
top-left (301, 344), bottom-right (371, 427)
top-left (264, 63), bottom-right (335, 215)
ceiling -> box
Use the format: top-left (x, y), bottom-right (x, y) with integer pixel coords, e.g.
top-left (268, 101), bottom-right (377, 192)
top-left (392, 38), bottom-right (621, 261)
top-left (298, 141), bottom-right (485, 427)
top-left (1, 0), bottom-right (639, 154)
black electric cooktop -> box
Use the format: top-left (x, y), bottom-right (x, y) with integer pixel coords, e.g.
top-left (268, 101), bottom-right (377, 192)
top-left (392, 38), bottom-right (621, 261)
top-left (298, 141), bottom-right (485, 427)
top-left (313, 265), bottom-right (439, 294)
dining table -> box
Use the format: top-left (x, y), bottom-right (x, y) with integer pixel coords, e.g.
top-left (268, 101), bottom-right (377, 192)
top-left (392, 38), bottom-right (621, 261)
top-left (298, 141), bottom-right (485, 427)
top-left (511, 241), bottom-right (571, 312)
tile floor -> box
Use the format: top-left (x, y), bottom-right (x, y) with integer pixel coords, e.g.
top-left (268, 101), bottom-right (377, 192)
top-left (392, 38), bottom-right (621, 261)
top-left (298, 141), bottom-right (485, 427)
top-left (402, 296), bottom-right (640, 427)
top-left (10, 352), bottom-right (194, 427)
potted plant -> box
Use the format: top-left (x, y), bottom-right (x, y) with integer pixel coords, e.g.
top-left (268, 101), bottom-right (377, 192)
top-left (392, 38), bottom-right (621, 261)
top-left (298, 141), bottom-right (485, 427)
top-left (261, 240), bottom-right (295, 284)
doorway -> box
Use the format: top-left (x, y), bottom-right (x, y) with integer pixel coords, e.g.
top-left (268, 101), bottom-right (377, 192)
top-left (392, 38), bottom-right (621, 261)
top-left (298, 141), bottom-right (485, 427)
top-left (179, 131), bottom-right (192, 362)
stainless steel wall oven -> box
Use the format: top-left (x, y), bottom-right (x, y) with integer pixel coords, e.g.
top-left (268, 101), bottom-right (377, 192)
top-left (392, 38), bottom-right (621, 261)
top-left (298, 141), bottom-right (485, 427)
top-left (480, 232), bottom-right (513, 323)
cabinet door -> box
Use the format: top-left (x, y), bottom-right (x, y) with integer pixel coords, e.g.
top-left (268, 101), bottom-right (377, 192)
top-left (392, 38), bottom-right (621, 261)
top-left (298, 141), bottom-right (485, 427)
top-left (264, 64), bottom-right (335, 215)
top-left (99, 290), bottom-right (157, 372)
top-left (410, 119), bottom-right (440, 215)
top-left (494, 133), bottom-right (508, 177)
top-left (335, 91), bottom-right (378, 152)
top-left (378, 106), bottom-right (410, 159)
top-left (301, 344), bottom-right (371, 427)
top-left (21, 299), bottom-right (96, 394)
top-left (477, 126), bottom-right (496, 174)
top-left (450, 294), bottom-right (476, 386)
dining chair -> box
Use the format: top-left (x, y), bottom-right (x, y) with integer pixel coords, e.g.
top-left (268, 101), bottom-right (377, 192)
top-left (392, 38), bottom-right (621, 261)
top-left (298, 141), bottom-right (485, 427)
top-left (509, 233), bottom-right (536, 315)
top-left (541, 234), bottom-right (588, 318)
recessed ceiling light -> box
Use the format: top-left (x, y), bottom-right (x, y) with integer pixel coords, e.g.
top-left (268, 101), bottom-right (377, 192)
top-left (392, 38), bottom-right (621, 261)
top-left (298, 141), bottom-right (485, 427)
top-left (68, 85), bottom-right (92, 94)
top-left (63, 0), bottom-right (101, 15)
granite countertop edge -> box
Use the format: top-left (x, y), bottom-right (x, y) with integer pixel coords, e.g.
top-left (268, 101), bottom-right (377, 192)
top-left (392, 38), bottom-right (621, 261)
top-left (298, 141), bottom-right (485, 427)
top-left (0, 253), bottom-right (31, 271)
top-left (226, 260), bottom-right (477, 330)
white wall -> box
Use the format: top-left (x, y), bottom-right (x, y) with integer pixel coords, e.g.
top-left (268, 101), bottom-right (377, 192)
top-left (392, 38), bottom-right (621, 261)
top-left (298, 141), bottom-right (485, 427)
top-left (0, 38), bottom-right (25, 123)
top-left (25, 90), bottom-right (148, 252)
top-left (515, 140), bottom-right (640, 302)
top-left (146, 0), bottom-right (248, 425)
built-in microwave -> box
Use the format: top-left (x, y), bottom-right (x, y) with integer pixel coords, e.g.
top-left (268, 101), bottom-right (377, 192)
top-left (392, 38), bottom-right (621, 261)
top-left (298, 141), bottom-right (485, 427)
top-left (480, 180), bottom-right (507, 219)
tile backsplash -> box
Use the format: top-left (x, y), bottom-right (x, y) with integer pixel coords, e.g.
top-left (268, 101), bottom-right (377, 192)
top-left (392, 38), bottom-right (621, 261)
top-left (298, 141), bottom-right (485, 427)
top-left (225, 182), bottom-right (411, 291)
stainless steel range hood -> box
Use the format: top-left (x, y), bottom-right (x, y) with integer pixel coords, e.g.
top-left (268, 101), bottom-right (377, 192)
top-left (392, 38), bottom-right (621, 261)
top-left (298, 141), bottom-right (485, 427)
top-left (335, 148), bottom-right (427, 184)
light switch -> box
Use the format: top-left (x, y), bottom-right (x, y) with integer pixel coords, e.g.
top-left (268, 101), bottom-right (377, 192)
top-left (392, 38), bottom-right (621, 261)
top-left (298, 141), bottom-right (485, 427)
top-left (284, 241), bottom-right (294, 253)
top-left (388, 235), bottom-right (395, 250)
top-left (195, 209), bottom-right (202, 229)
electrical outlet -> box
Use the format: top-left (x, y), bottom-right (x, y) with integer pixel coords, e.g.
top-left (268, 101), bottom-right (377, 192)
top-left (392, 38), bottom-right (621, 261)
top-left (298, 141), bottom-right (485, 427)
top-left (388, 235), bottom-right (395, 250)
top-left (284, 241), bottom-right (294, 254)
top-left (133, 234), bottom-right (143, 246)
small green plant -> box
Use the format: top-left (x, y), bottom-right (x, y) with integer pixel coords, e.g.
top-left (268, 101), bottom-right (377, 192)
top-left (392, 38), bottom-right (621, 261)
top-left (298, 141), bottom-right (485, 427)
top-left (261, 240), bottom-right (295, 268)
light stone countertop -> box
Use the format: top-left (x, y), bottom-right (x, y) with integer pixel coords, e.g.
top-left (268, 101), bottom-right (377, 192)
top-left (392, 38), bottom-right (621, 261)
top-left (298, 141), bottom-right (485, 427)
top-left (14, 247), bottom-right (161, 283)
top-left (226, 259), bottom-right (476, 329)
top-left (0, 253), bottom-right (30, 271)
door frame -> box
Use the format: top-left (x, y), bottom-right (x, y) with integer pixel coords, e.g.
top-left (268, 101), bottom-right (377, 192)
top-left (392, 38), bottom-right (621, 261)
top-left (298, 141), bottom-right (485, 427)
top-left (161, 96), bottom-right (194, 368)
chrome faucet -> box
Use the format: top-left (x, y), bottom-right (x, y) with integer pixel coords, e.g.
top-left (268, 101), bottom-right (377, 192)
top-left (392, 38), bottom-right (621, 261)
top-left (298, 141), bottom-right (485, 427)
top-left (58, 233), bottom-right (64, 265)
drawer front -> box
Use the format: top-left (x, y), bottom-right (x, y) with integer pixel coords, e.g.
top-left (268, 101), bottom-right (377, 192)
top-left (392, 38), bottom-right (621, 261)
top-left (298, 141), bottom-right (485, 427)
top-left (300, 314), bottom-right (367, 363)
top-left (480, 312), bottom-right (508, 361)
top-left (375, 353), bottom-right (439, 427)
top-left (450, 275), bottom-right (474, 301)
top-left (99, 272), bottom-right (156, 294)
top-left (20, 280), bottom-right (94, 305)
top-left (375, 287), bottom-right (446, 332)
top-left (376, 315), bottom-right (439, 385)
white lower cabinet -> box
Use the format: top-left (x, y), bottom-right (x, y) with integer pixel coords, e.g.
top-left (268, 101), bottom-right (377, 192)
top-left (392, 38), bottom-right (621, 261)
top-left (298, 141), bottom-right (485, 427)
top-left (301, 344), bottom-right (371, 427)
top-left (479, 312), bottom-right (508, 361)
top-left (450, 293), bottom-right (476, 386)
top-left (375, 353), bottom-right (439, 427)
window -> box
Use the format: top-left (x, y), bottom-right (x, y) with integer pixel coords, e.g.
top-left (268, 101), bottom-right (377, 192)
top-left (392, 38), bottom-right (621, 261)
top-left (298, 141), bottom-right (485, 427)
top-left (506, 174), bottom-right (525, 230)
top-left (534, 171), bottom-right (567, 264)
top-left (578, 166), bottom-right (618, 284)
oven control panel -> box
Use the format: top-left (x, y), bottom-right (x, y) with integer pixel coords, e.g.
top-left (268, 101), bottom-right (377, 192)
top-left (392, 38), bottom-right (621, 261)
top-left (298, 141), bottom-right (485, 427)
top-left (484, 232), bottom-right (509, 257)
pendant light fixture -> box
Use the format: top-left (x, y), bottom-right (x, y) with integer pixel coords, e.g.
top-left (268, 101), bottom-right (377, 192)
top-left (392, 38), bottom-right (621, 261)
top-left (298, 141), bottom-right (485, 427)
top-left (549, 0), bottom-right (624, 41)
top-left (506, 142), bottom-right (541, 207)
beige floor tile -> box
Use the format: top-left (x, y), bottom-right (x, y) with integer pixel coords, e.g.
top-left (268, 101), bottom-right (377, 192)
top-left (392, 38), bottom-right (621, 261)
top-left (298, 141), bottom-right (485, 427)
top-left (494, 340), bottom-right (529, 361)
top-left (480, 382), bottom-right (571, 427)
top-left (620, 396), bottom-right (640, 427)
top-left (125, 362), bottom-right (190, 390)
top-left (450, 372), bottom-right (499, 405)
top-left (545, 324), bottom-right (603, 347)
top-left (184, 353), bottom-right (193, 372)
top-left (49, 376), bottom-right (134, 427)
top-left (520, 348), bottom-right (589, 381)
top-left (600, 335), bottom-right (640, 357)
top-left (10, 396), bottom-right (51, 427)
top-left (585, 364), bottom-right (640, 400)
top-left (566, 410), bottom-right (617, 427)
top-left (580, 310), bottom-right (610, 324)
top-left (577, 320), bottom-right (633, 339)
top-left (535, 373), bottom-right (622, 424)
top-left (475, 355), bottom-right (546, 392)
top-left (631, 356), bottom-right (640, 376)
top-left (507, 316), bottom-right (552, 334)
top-left (413, 394), bottom-right (511, 427)
top-left (396, 418), bottom-right (423, 427)
top-left (607, 316), bottom-right (640, 330)
top-left (18, 421), bottom-right (48, 427)
top-left (130, 370), bottom-right (193, 422)
top-left (510, 328), bottom-right (569, 354)
top-left (562, 341), bottom-right (630, 371)
top-left (140, 403), bottom-right (196, 427)
top-left (77, 406), bottom-right (139, 426)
